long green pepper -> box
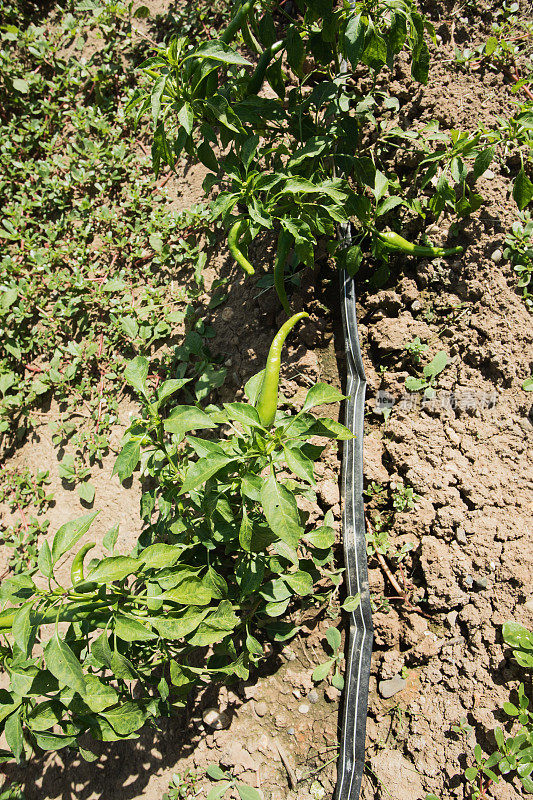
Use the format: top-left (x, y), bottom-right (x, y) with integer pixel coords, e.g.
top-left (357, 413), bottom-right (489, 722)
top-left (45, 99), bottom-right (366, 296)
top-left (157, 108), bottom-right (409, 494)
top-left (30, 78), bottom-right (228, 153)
top-left (377, 230), bottom-right (463, 257)
top-left (256, 312), bottom-right (309, 427)
top-left (228, 220), bottom-right (255, 275)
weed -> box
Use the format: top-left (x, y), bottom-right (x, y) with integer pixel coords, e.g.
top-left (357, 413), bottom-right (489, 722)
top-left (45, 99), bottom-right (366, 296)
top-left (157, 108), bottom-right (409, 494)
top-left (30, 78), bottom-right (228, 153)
top-left (405, 337), bottom-right (429, 365)
top-left (206, 764), bottom-right (262, 800)
top-left (312, 625), bottom-right (346, 690)
top-left (163, 770), bottom-right (201, 800)
top-left (405, 350), bottom-right (449, 398)
top-left (504, 211), bottom-right (533, 310)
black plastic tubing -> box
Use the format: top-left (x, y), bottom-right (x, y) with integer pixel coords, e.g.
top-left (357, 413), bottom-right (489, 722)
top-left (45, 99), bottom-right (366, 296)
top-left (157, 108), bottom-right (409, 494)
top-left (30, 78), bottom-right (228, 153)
top-left (335, 244), bottom-right (374, 799)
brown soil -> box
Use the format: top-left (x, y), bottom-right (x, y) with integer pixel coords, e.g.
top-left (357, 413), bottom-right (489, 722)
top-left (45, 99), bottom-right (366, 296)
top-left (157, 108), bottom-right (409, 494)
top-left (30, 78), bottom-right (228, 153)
top-left (2, 1), bottom-right (533, 799)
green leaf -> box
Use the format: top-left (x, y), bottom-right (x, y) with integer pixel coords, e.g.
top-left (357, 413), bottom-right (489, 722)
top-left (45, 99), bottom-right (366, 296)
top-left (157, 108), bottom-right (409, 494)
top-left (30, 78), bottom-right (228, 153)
top-left (472, 147), bottom-right (494, 180)
top-left (342, 594), bottom-right (361, 612)
top-left (151, 607), bottom-right (210, 639)
top-left (305, 525), bottom-right (335, 549)
top-left (312, 660), bottom-right (334, 682)
top-left (163, 576), bottom-right (213, 606)
top-left (236, 784), bottom-right (263, 800)
top-left (423, 351), bottom-right (448, 378)
top-left (302, 383), bottom-right (346, 413)
top-left (522, 376), bottom-right (533, 392)
top-left (178, 102), bottom-right (194, 135)
top-left (307, 418), bottom-right (354, 440)
top-left (223, 402), bottom-right (264, 429)
top-left (326, 626), bottom-right (342, 653)
top-left (12, 603), bottom-right (32, 655)
top-left (87, 556), bottom-right (140, 584)
top-left (12, 77), bottom-right (29, 93)
top-left (151, 75), bottom-right (167, 126)
top-left (84, 675), bottom-right (119, 712)
top-left (38, 540), bottom-right (53, 578)
top-left (178, 454), bottom-right (235, 495)
top-left (77, 481), bottom-right (95, 504)
top-left (194, 40), bottom-right (251, 66)
top-left (102, 523), bottom-right (119, 554)
top-left (207, 764), bottom-right (230, 780)
top-left (5, 712), bottom-right (24, 762)
top-left (44, 635), bottom-right (86, 697)
top-left (157, 378), bottom-right (190, 407)
top-left (139, 543), bottom-right (182, 570)
top-left (284, 570), bottom-right (313, 596)
top-left (164, 405), bottom-right (217, 434)
top-left (51, 512), bottom-right (98, 564)
top-left (513, 168), bottom-right (533, 210)
top-left (27, 700), bottom-right (63, 732)
top-left (115, 615), bottom-right (156, 642)
top-left (344, 14), bottom-right (365, 69)
top-left (465, 767), bottom-right (478, 782)
top-left (113, 440), bottom-right (141, 482)
top-left (102, 701), bottom-right (148, 736)
top-left (207, 784), bottom-right (232, 800)
top-left (283, 445), bottom-right (316, 485)
top-left (239, 507), bottom-right (253, 552)
top-left (260, 472), bottom-right (303, 548)
top-left (405, 376), bottom-right (427, 392)
top-left (124, 356), bottom-right (149, 398)
top-left (244, 370), bottom-right (265, 405)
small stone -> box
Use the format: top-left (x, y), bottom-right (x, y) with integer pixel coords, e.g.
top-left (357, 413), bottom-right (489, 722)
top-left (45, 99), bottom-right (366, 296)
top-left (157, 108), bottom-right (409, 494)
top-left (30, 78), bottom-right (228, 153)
top-left (483, 169), bottom-right (495, 179)
top-left (307, 689), bottom-right (319, 704)
top-left (292, 689), bottom-right (301, 699)
top-left (298, 703), bottom-right (310, 714)
top-left (287, 727), bottom-right (295, 736)
top-left (325, 685), bottom-right (341, 702)
top-left (411, 299), bottom-right (422, 312)
top-left (254, 701), bottom-right (268, 717)
top-left (491, 249), bottom-right (503, 263)
top-left (525, 599), bottom-right (533, 613)
top-left (464, 575), bottom-right (474, 588)
top-left (474, 576), bottom-right (489, 591)
top-left (455, 527), bottom-right (468, 545)
top-left (202, 708), bottom-right (230, 730)
top-left (378, 674), bottom-right (407, 699)
top-left (221, 306), bottom-right (234, 321)
top-left (447, 610), bottom-right (458, 627)
top-left (283, 647), bottom-right (297, 661)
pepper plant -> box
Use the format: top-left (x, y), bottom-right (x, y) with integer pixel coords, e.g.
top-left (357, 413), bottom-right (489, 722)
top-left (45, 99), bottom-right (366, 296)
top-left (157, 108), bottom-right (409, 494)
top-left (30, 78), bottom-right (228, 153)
top-left (130, 0), bottom-right (476, 309)
top-left (0, 318), bottom-right (351, 762)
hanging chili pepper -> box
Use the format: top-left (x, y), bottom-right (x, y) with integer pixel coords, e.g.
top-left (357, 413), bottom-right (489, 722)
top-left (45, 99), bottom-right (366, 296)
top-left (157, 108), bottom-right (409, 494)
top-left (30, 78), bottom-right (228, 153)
top-left (228, 220), bottom-right (255, 275)
top-left (256, 311), bottom-right (308, 427)
top-left (71, 543), bottom-right (96, 586)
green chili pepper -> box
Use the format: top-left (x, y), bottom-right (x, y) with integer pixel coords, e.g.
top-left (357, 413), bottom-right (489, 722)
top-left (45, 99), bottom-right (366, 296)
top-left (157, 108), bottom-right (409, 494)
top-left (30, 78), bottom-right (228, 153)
top-left (274, 229), bottom-right (294, 315)
top-left (71, 542), bottom-right (96, 586)
top-left (220, 0), bottom-right (257, 44)
top-left (228, 220), bottom-right (255, 275)
top-left (256, 311), bottom-right (309, 427)
top-left (245, 39), bottom-right (286, 98)
top-left (0, 599), bottom-right (110, 631)
top-left (377, 231), bottom-right (463, 257)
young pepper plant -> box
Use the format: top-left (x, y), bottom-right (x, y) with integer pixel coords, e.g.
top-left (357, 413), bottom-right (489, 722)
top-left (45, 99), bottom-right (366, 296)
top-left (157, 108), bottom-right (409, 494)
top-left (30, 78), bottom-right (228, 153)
top-left (0, 319), bottom-right (351, 763)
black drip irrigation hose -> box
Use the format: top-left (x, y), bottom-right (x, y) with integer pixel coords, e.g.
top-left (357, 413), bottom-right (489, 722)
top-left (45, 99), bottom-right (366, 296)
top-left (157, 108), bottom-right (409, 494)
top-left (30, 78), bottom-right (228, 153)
top-left (335, 226), bottom-right (374, 799)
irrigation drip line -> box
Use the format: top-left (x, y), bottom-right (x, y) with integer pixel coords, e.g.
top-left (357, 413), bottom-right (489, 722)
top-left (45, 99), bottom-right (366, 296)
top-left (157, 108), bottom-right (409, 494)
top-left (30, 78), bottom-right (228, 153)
top-left (335, 240), bottom-right (374, 800)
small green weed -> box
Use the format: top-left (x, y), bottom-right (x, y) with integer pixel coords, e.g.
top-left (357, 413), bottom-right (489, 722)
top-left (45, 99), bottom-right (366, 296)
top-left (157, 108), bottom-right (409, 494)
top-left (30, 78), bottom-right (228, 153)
top-left (163, 770), bottom-right (201, 800)
top-left (405, 350), bottom-right (449, 398)
top-left (205, 764), bottom-right (262, 800)
top-left (405, 337), bottom-right (429, 365)
top-left (504, 211), bottom-right (533, 310)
